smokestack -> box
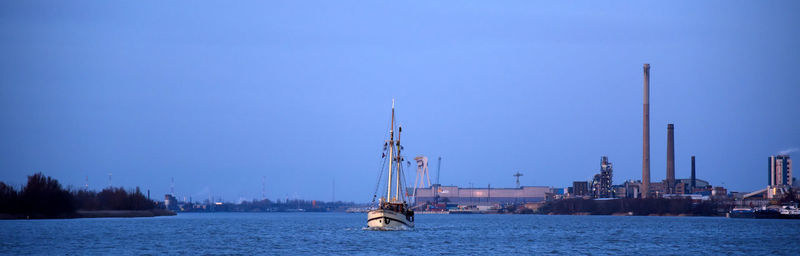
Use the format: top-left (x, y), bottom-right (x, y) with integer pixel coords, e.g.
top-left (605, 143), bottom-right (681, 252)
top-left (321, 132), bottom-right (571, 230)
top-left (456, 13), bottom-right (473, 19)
top-left (691, 155), bottom-right (696, 191)
top-left (768, 156), bottom-right (774, 186)
top-left (437, 156), bottom-right (442, 184)
top-left (642, 63), bottom-right (651, 198)
top-left (666, 123), bottom-right (675, 194)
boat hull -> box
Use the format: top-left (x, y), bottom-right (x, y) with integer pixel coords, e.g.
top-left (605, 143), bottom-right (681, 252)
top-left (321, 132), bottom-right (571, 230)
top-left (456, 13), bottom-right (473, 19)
top-left (726, 210), bottom-right (755, 218)
top-left (367, 209), bottom-right (414, 229)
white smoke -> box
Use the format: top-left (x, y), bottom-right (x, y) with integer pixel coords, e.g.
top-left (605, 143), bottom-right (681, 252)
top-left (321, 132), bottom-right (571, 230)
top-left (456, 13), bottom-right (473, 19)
top-left (778, 147), bottom-right (798, 155)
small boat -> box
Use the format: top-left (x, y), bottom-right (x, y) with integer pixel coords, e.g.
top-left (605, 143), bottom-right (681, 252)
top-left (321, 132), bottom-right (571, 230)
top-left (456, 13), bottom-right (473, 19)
top-left (754, 207), bottom-right (782, 219)
top-left (779, 205), bottom-right (800, 219)
top-left (367, 100), bottom-right (414, 230)
top-left (726, 208), bottom-right (754, 218)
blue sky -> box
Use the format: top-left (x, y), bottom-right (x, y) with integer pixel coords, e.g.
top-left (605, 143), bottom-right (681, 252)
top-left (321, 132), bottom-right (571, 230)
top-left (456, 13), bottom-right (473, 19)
top-left (1, 1), bottom-right (798, 202)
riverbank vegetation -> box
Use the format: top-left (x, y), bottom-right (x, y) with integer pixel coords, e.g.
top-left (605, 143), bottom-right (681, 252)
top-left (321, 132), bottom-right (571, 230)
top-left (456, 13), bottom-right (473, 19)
top-left (0, 173), bottom-right (161, 219)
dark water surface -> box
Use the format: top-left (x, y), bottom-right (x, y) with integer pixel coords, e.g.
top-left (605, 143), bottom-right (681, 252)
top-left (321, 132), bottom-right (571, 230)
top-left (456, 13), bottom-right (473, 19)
top-left (2, 212), bottom-right (799, 255)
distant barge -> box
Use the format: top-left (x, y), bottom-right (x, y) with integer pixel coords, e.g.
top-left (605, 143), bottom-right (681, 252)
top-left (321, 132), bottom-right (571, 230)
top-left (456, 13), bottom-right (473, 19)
top-left (727, 205), bottom-right (800, 219)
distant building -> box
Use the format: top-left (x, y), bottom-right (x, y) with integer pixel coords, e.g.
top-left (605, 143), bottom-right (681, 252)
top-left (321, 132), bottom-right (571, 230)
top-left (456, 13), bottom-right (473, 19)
top-left (413, 185), bottom-right (550, 206)
top-left (591, 156), bottom-right (613, 198)
top-left (693, 186), bottom-right (714, 196)
top-left (164, 194), bottom-right (179, 211)
top-left (674, 181), bottom-right (687, 194)
top-left (681, 178), bottom-right (709, 188)
top-left (674, 178), bottom-right (710, 194)
top-left (768, 155), bottom-right (792, 186)
top-left (572, 181), bottom-right (588, 197)
top-left (649, 181), bottom-right (666, 197)
top-left (611, 185), bottom-right (626, 198)
top-left (617, 178), bottom-right (710, 198)
top-left (623, 180), bottom-right (641, 198)
top-left (711, 187), bottom-right (728, 199)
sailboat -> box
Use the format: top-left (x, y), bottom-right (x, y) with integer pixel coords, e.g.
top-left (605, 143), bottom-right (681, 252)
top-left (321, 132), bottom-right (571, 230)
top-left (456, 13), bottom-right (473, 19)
top-left (367, 100), bottom-right (415, 230)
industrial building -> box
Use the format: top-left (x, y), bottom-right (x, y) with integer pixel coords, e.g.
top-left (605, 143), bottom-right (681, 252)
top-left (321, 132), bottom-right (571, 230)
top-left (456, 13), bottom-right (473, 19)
top-left (742, 154), bottom-right (796, 202)
top-left (619, 178), bottom-right (711, 199)
top-left (164, 194), bottom-right (179, 211)
top-left (674, 178), bottom-right (710, 194)
top-left (591, 156), bottom-right (613, 198)
top-left (604, 155), bottom-right (710, 199)
top-left (558, 65), bottom-right (729, 200)
top-left (413, 185), bottom-right (550, 207)
top-left (768, 155), bottom-right (792, 186)
top-left (571, 181), bottom-right (589, 197)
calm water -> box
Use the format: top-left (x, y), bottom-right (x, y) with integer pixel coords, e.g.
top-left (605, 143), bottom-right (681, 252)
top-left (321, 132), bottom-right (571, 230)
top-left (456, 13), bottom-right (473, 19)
top-left (2, 212), bottom-right (799, 255)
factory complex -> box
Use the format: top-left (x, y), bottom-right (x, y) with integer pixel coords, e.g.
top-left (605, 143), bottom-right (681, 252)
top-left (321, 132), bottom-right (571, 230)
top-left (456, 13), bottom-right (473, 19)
top-left (408, 64), bottom-right (797, 214)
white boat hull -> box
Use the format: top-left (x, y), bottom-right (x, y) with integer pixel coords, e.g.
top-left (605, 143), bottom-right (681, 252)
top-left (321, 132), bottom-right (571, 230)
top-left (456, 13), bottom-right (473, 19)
top-left (367, 209), bottom-right (414, 229)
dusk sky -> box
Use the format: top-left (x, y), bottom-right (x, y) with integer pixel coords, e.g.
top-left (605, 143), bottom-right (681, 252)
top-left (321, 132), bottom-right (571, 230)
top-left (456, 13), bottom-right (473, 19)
top-left (1, 1), bottom-right (798, 203)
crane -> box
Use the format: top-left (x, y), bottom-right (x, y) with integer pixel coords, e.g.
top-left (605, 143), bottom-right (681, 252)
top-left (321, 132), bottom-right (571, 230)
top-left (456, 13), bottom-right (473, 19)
top-left (513, 171), bottom-right (523, 188)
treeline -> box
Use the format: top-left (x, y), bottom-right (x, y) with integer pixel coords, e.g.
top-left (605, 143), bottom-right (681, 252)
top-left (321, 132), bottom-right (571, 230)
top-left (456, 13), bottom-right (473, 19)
top-left (0, 173), bottom-right (157, 219)
top-left (184, 198), bottom-right (358, 212)
top-left (240, 199), bottom-right (356, 212)
top-left (538, 198), bottom-right (719, 216)
top-left (73, 187), bottom-right (154, 211)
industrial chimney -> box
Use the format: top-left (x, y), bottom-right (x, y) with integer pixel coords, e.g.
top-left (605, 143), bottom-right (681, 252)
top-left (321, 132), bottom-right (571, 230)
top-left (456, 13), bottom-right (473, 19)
top-left (666, 123), bottom-right (675, 194)
top-left (691, 155), bottom-right (696, 191)
top-left (642, 63), bottom-right (651, 198)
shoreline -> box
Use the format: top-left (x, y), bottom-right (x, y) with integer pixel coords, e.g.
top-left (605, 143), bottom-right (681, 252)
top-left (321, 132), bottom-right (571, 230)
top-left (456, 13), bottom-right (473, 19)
top-left (412, 211), bottom-right (721, 217)
top-left (76, 209), bottom-right (177, 218)
top-left (0, 209), bottom-right (176, 220)
top-left (543, 212), bottom-right (720, 217)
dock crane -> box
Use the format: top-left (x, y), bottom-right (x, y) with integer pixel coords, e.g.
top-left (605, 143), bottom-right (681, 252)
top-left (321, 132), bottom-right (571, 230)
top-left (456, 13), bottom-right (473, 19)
top-left (513, 172), bottom-right (523, 188)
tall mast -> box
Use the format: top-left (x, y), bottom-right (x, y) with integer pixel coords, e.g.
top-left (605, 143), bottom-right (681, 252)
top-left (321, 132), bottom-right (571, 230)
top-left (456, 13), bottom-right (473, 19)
top-left (386, 100), bottom-right (395, 202)
top-left (395, 125), bottom-right (402, 201)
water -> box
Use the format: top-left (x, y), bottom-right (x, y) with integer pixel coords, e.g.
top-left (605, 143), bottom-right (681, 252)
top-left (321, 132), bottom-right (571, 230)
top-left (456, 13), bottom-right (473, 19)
top-left (2, 213), bottom-right (799, 255)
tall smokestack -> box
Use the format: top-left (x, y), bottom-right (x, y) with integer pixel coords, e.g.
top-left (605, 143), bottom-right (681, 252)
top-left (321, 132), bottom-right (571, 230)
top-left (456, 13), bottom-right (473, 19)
top-left (642, 63), bottom-right (651, 198)
top-left (666, 123), bottom-right (675, 194)
top-left (691, 155), bottom-right (696, 191)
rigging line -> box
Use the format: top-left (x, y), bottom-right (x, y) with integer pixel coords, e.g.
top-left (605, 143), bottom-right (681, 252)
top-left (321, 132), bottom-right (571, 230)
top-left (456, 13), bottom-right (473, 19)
top-left (394, 150), bottom-right (409, 202)
top-left (402, 161), bottom-right (410, 202)
top-left (394, 119), bottom-right (402, 202)
top-left (399, 162), bottom-right (407, 202)
top-left (371, 152), bottom-right (389, 204)
top-left (370, 121), bottom-right (392, 204)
